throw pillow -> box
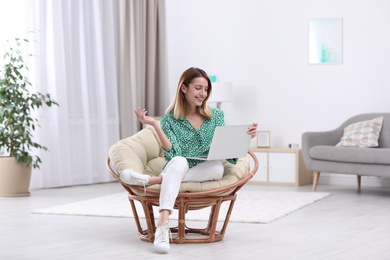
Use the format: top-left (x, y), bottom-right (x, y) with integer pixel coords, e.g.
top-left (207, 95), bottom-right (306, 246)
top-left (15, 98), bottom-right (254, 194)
top-left (336, 116), bottom-right (384, 148)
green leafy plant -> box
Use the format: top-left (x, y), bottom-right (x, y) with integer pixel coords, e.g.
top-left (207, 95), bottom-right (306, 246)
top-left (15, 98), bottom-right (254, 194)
top-left (0, 37), bottom-right (59, 169)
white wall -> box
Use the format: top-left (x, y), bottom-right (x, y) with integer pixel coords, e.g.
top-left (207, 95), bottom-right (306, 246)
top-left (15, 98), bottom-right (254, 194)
top-left (164, 0), bottom-right (390, 186)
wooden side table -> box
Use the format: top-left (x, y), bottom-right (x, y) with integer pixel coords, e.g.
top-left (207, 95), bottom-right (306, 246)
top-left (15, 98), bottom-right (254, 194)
top-left (249, 147), bottom-right (312, 186)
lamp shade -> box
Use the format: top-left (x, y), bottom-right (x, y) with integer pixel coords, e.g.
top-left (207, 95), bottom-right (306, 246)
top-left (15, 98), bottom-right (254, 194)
top-left (208, 82), bottom-right (233, 103)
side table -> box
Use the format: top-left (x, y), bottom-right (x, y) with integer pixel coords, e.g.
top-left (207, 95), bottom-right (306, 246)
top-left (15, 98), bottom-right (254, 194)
top-left (249, 147), bottom-right (312, 186)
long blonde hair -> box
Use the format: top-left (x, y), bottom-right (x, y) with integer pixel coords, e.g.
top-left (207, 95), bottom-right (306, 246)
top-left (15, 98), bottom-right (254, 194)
top-left (166, 67), bottom-right (213, 119)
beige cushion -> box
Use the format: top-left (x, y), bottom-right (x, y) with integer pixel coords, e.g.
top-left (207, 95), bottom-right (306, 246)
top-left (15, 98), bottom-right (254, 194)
top-left (336, 116), bottom-right (384, 148)
top-left (109, 127), bottom-right (250, 193)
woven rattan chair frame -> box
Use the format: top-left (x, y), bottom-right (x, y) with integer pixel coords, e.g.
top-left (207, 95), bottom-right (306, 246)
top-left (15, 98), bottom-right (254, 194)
top-left (106, 150), bottom-right (258, 244)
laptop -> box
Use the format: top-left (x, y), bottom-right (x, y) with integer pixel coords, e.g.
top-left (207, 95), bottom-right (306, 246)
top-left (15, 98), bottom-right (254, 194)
top-left (186, 124), bottom-right (252, 161)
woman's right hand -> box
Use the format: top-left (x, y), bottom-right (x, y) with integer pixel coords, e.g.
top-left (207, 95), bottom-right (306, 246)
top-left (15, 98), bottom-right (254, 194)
top-left (135, 107), bottom-right (172, 150)
top-left (134, 107), bottom-right (157, 126)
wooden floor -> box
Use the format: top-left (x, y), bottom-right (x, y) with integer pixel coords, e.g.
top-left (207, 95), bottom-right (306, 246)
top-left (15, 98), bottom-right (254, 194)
top-left (2, 182), bottom-right (390, 259)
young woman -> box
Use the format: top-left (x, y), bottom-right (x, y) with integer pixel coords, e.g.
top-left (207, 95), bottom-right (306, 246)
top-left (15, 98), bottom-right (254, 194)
top-left (120, 67), bottom-right (258, 253)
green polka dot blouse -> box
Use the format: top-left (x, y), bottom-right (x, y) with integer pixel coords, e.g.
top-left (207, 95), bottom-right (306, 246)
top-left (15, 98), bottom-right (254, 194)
top-left (160, 107), bottom-right (237, 168)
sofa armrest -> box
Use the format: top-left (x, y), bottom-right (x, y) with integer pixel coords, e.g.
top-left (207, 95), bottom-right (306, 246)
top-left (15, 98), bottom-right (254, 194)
top-left (302, 129), bottom-right (343, 148)
top-left (302, 129), bottom-right (343, 170)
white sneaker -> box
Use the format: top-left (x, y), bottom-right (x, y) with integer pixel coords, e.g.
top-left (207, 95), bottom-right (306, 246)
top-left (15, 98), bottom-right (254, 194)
top-left (153, 223), bottom-right (171, 253)
top-left (120, 169), bottom-right (150, 187)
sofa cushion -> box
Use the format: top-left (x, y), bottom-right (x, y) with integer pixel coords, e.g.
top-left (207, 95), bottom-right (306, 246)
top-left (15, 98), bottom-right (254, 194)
top-left (109, 127), bottom-right (164, 175)
top-left (336, 116), bottom-right (384, 148)
top-left (309, 145), bottom-right (390, 164)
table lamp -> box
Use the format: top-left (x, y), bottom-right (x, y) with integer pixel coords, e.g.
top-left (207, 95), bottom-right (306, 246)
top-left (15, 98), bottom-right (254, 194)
top-left (208, 82), bottom-right (233, 109)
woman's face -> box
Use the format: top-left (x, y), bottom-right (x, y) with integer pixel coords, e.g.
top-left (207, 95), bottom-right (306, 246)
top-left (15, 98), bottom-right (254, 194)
top-left (181, 77), bottom-right (209, 108)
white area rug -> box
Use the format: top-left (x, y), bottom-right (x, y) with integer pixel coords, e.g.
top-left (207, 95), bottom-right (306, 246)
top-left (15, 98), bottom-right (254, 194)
top-left (31, 190), bottom-right (330, 224)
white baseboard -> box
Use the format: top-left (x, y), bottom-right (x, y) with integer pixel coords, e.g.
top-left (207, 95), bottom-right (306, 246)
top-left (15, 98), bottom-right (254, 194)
top-left (318, 173), bottom-right (390, 188)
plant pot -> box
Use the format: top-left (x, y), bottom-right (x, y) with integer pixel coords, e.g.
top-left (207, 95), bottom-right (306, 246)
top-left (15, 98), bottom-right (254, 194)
top-left (0, 157), bottom-right (32, 197)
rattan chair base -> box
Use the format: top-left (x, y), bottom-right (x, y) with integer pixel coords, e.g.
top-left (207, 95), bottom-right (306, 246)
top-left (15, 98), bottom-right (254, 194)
top-left (128, 192), bottom-right (237, 244)
top-left (106, 150), bottom-right (258, 244)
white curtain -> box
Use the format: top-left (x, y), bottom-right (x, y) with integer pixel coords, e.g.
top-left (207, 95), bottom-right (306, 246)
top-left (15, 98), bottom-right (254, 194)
top-left (0, 1), bottom-right (27, 46)
top-left (28, 0), bottom-right (120, 189)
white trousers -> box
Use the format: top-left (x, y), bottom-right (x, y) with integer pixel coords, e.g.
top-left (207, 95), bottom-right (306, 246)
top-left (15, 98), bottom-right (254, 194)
top-left (159, 156), bottom-right (224, 213)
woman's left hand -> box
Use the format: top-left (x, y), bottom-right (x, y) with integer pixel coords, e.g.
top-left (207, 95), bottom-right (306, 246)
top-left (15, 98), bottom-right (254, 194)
top-left (248, 123), bottom-right (258, 138)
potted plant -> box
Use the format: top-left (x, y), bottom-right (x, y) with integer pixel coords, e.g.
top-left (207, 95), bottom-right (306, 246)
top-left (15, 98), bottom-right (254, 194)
top-left (0, 37), bottom-right (59, 197)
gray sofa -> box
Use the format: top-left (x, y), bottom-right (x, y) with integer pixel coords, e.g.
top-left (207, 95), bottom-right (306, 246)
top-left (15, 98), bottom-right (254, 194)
top-left (302, 113), bottom-right (390, 191)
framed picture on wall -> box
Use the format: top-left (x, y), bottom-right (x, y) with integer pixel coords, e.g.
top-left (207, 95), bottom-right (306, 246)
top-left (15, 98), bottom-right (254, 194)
top-left (309, 18), bottom-right (343, 64)
top-left (257, 131), bottom-right (270, 148)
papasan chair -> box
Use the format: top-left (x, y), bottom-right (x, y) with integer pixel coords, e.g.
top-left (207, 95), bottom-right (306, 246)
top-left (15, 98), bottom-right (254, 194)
top-left (106, 126), bottom-right (258, 244)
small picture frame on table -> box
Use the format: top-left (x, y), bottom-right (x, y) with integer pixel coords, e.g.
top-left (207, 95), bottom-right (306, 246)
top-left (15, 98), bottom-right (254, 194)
top-left (257, 131), bottom-right (270, 148)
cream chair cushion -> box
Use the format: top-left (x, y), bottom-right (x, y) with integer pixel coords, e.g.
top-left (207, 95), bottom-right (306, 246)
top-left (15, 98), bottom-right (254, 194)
top-left (109, 127), bottom-right (250, 193)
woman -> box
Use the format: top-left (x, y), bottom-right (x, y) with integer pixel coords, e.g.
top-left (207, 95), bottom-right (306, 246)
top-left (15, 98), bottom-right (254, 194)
top-left (120, 67), bottom-right (258, 253)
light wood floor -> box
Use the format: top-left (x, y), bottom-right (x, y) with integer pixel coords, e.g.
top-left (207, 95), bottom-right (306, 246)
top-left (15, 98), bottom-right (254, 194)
top-left (2, 182), bottom-right (390, 259)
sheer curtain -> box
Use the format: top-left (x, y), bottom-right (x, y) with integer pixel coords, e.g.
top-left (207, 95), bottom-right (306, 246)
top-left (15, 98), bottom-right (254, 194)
top-left (26, 0), bottom-right (167, 189)
top-left (0, 1), bottom-right (27, 46)
top-left (28, 0), bottom-right (120, 189)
